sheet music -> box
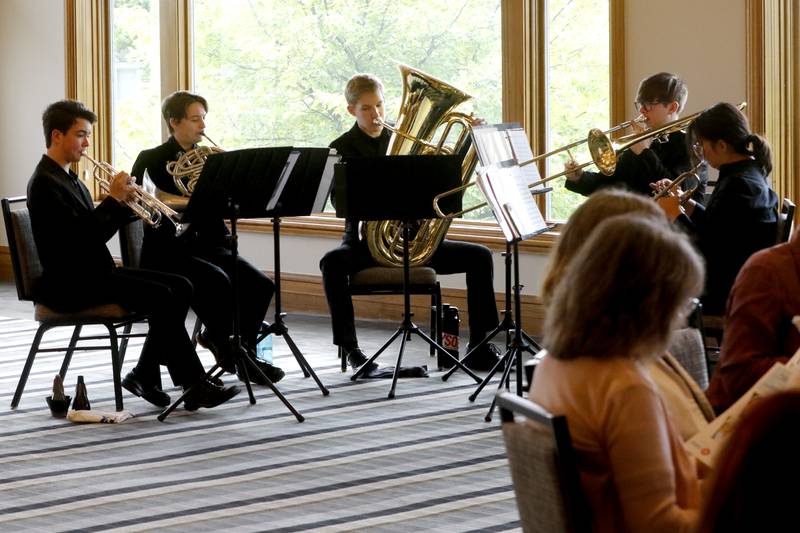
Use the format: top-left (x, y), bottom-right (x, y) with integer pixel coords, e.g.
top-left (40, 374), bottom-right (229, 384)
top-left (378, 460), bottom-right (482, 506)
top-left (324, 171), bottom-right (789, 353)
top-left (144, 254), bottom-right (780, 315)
top-left (471, 124), bottom-right (515, 167)
top-left (506, 128), bottom-right (544, 188)
top-left (478, 164), bottom-right (547, 241)
top-left (266, 150), bottom-right (301, 212)
top-left (312, 150), bottom-right (341, 213)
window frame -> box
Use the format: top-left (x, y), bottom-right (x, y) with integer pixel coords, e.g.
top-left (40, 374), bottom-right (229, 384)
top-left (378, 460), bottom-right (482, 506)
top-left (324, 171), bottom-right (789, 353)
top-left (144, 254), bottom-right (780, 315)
top-left (68, 0), bottom-right (629, 253)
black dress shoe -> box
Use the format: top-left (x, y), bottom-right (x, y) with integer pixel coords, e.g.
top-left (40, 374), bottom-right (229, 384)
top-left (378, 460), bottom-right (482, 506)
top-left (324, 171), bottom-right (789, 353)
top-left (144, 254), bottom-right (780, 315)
top-left (237, 356), bottom-right (285, 385)
top-left (347, 348), bottom-right (378, 374)
top-left (183, 379), bottom-right (240, 411)
top-left (122, 368), bottom-right (171, 407)
top-left (195, 329), bottom-right (236, 374)
top-left (466, 343), bottom-right (504, 371)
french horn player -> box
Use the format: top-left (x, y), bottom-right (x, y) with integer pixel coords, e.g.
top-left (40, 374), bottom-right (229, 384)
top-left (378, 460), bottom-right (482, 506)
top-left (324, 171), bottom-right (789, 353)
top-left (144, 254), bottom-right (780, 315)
top-left (321, 70), bottom-right (502, 375)
top-left (130, 91), bottom-right (285, 385)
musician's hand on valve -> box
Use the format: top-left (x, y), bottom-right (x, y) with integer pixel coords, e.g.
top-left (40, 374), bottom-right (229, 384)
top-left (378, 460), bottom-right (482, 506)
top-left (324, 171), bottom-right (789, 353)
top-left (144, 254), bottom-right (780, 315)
top-left (656, 195), bottom-right (683, 221)
top-left (564, 159), bottom-right (581, 182)
top-left (650, 178), bottom-right (673, 194)
top-left (629, 120), bottom-right (652, 155)
top-left (109, 171), bottom-right (135, 204)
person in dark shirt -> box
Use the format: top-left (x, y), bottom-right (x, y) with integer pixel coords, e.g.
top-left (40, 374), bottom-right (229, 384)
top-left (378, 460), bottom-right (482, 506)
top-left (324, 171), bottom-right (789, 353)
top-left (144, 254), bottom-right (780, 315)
top-left (27, 100), bottom-right (239, 410)
top-left (322, 74), bottom-right (501, 373)
top-left (565, 72), bottom-right (707, 203)
top-left (131, 91), bottom-right (283, 385)
top-left (656, 102), bottom-right (778, 315)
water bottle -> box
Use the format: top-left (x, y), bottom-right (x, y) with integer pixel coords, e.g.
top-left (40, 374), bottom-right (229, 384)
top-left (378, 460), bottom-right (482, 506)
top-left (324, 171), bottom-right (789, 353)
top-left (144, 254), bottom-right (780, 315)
top-left (256, 334), bottom-right (273, 364)
top-left (439, 304), bottom-right (460, 369)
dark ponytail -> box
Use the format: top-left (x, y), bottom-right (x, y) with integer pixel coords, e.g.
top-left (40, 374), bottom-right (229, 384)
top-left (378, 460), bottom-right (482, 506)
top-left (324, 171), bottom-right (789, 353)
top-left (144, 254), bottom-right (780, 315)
top-left (748, 134), bottom-right (773, 176)
top-left (687, 102), bottom-right (773, 178)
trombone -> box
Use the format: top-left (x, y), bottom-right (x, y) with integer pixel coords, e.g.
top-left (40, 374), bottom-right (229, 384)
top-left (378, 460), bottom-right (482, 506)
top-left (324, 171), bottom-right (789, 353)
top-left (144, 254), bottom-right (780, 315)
top-left (432, 103), bottom-right (746, 219)
top-left (82, 153), bottom-right (186, 236)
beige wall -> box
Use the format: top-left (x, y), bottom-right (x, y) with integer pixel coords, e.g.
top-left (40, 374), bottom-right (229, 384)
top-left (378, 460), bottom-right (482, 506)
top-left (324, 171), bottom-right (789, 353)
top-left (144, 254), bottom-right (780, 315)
top-left (0, 0), bottom-right (66, 214)
top-left (0, 0), bottom-right (750, 296)
top-left (626, 0), bottom-right (747, 113)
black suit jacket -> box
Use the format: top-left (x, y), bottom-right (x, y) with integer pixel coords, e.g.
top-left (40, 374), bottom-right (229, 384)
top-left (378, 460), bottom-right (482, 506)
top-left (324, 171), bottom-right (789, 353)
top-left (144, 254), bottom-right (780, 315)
top-left (329, 122), bottom-right (391, 244)
top-left (131, 137), bottom-right (228, 267)
top-left (27, 155), bottom-right (132, 307)
top-left (683, 158), bottom-right (778, 314)
top-left (566, 131), bottom-right (708, 203)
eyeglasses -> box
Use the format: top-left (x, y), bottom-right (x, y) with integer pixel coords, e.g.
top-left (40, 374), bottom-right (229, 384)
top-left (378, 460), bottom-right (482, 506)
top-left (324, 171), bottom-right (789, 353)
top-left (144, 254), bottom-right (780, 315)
top-left (633, 100), bottom-right (664, 113)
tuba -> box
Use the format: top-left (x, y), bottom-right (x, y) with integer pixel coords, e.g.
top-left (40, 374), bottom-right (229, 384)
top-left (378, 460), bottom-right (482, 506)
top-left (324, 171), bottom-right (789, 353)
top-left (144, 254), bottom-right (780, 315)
top-left (364, 65), bottom-right (479, 267)
top-left (166, 134), bottom-right (224, 197)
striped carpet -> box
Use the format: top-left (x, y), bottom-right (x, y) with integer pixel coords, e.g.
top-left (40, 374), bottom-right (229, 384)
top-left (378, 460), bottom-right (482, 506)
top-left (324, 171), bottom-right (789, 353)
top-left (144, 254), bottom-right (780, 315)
top-left (0, 315), bottom-right (521, 532)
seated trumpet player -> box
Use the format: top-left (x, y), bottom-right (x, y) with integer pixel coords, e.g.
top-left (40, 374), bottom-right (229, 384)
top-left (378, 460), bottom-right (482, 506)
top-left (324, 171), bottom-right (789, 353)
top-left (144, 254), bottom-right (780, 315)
top-left (27, 100), bottom-right (239, 409)
top-left (130, 91), bottom-right (284, 384)
top-left (565, 72), bottom-right (707, 203)
top-left (653, 102), bottom-right (778, 315)
top-left (321, 73), bottom-right (501, 373)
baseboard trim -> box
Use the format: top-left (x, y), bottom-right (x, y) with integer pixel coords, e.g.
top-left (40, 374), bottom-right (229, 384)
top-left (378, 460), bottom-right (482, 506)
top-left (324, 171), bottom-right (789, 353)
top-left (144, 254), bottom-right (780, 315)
top-left (0, 248), bottom-right (545, 336)
top-left (276, 272), bottom-right (545, 336)
top-left (0, 246), bottom-right (11, 282)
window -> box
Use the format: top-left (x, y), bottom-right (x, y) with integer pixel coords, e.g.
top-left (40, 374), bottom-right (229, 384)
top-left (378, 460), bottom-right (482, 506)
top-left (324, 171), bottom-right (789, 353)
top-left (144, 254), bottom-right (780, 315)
top-left (110, 0), bottom-right (162, 172)
top-left (80, 0), bottom-right (621, 241)
top-left (192, 0), bottom-right (502, 220)
top-left (544, 0), bottom-right (610, 221)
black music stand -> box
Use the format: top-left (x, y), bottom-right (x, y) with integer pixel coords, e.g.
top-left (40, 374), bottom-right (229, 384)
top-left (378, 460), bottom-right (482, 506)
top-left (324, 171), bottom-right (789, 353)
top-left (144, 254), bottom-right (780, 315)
top-left (258, 147), bottom-right (336, 397)
top-left (459, 163), bottom-right (551, 421)
top-left (158, 147), bottom-right (305, 422)
top-left (336, 154), bottom-right (483, 399)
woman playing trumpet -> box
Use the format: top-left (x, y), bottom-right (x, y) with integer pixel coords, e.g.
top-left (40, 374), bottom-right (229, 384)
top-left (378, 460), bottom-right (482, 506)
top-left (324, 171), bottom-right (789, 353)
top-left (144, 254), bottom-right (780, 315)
top-left (565, 72), bottom-right (707, 203)
top-left (131, 91), bottom-right (284, 384)
top-left (654, 102), bottom-right (778, 315)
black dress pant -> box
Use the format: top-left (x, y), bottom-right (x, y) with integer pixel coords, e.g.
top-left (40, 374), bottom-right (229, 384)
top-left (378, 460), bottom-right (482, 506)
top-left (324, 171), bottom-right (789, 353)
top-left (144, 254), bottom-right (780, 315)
top-left (38, 267), bottom-right (206, 387)
top-left (319, 239), bottom-right (499, 348)
top-left (144, 247), bottom-right (275, 353)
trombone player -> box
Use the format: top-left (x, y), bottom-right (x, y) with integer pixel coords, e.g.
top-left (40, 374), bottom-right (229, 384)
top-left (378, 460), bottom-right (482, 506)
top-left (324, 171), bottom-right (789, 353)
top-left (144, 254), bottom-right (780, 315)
top-left (27, 100), bottom-right (239, 410)
top-left (565, 72), bottom-right (707, 203)
top-left (130, 91), bottom-right (284, 385)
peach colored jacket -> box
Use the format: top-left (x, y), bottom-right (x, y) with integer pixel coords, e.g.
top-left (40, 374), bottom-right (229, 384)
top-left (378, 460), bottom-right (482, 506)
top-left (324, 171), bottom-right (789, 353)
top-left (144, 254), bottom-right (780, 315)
top-left (530, 355), bottom-right (701, 533)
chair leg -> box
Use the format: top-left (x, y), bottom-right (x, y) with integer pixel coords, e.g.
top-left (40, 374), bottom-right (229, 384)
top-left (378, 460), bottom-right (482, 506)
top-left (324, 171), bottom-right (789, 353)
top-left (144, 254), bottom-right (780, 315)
top-left (190, 316), bottom-right (202, 349)
top-left (435, 283), bottom-right (443, 354)
top-left (117, 322), bottom-right (133, 366)
top-left (106, 324), bottom-right (124, 412)
top-left (11, 324), bottom-right (49, 409)
top-left (59, 325), bottom-right (83, 379)
top-left (429, 292), bottom-right (436, 356)
top-left (339, 345), bottom-right (347, 372)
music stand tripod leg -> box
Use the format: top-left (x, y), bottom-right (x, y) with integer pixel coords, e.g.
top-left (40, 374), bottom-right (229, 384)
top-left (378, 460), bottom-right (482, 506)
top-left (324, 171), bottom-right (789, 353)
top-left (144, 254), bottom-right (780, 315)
top-left (158, 366), bottom-right (226, 422)
top-left (483, 345), bottom-right (520, 422)
top-left (282, 330), bottom-right (329, 395)
top-left (269, 217), bottom-right (329, 393)
top-left (240, 352), bottom-right (305, 422)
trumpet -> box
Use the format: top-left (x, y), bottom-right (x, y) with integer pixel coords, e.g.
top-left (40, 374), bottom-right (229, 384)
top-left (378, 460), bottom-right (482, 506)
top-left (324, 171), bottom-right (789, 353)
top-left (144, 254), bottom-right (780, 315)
top-left (651, 160), bottom-right (706, 205)
top-left (82, 153), bottom-right (185, 235)
top-left (166, 133), bottom-right (224, 197)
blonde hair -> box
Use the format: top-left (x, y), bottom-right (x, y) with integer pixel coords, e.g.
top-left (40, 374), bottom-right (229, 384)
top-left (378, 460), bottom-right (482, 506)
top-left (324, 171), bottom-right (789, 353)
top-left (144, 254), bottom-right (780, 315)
top-left (543, 215), bottom-right (704, 361)
top-left (541, 190), bottom-right (665, 304)
top-left (344, 74), bottom-right (384, 105)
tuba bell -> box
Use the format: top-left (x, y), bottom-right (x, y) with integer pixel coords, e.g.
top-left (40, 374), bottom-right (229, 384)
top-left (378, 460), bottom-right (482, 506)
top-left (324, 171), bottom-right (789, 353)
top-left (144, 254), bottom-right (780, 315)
top-left (363, 64), bottom-right (479, 267)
